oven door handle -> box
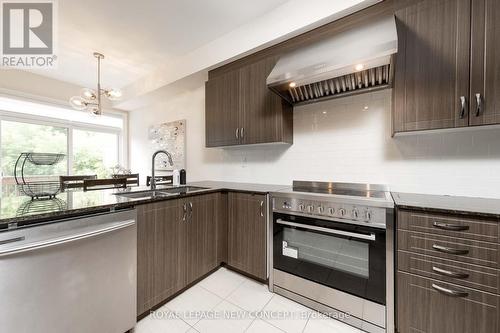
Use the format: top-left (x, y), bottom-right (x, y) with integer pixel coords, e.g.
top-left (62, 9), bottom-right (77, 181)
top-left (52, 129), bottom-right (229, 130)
top-left (276, 219), bottom-right (376, 241)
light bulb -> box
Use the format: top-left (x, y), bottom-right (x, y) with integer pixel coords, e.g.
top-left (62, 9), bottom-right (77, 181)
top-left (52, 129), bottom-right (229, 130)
top-left (105, 89), bottom-right (122, 100)
top-left (289, 82), bottom-right (297, 88)
top-left (81, 88), bottom-right (97, 100)
top-left (69, 96), bottom-right (87, 110)
top-left (355, 64), bottom-right (364, 71)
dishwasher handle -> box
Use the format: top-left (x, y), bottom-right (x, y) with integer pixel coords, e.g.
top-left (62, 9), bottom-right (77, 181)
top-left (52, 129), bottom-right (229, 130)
top-left (0, 219), bottom-right (135, 257)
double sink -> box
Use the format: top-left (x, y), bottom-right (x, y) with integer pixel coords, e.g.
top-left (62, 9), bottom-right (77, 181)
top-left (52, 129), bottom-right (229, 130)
top-left (114, 186), bottom-right (209, 200)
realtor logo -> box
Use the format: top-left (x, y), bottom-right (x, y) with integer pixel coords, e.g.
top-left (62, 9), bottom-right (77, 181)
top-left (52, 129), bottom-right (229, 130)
top-left (1, 0), bottom-right (57, 68)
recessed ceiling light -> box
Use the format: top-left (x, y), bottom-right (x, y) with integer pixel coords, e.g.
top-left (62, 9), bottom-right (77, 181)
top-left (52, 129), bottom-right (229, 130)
top-left (363, 106), bottom-right (369, 110)
top-left (355, 64), bottom-right (364, 71)
top-left (322, 111), bottom-right (327, 114)
top-left (289, 82), bottom-right (297, 88)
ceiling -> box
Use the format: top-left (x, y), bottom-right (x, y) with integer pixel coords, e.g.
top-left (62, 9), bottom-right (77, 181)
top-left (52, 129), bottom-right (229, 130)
top-left (30, 0), bottom-right (289, 89)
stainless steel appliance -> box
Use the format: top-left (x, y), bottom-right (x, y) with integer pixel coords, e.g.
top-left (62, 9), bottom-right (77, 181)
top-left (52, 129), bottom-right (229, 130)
top-left (0, 209), bottom-right (137, 333)
top-left (266, 15), bottom-right (398, 105)
top-left (270, 181), bottom-right (394, 333)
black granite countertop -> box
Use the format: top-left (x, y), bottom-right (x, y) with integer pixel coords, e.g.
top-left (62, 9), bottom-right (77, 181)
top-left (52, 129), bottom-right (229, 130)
top-left (189, 180), bottom-right (288, 194)
top-left (0, 181), bottom-right (288, 230)
top-left (392, 192), bottom-right (500, 218)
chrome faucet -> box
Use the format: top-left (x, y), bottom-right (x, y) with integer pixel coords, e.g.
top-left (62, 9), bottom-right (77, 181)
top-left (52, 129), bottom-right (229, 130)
top-left (151, 150), bottom-right (174, 190)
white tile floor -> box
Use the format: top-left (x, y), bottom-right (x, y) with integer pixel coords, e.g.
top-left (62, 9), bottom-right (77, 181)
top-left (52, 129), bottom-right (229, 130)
top-left (132, 267), bottom-right (363, 333)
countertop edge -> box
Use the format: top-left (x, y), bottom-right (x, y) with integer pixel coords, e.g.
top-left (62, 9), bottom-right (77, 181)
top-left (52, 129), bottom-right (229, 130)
top-left (391, 192), bottom-right (500, 219)
top-left (0, 183), bottom-right (280, 229)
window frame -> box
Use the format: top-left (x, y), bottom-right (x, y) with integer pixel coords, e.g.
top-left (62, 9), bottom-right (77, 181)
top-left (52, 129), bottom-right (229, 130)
top-left (0, 96), bottom-right (126, 178)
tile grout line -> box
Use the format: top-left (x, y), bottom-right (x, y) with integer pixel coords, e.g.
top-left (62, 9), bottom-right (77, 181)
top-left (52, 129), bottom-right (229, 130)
top-left (187, 273), bottom-right (248, 330)
top-left (257, 295), bottom-right (291, 333)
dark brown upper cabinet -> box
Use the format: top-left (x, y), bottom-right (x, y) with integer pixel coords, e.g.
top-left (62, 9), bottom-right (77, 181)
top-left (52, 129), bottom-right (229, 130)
top-left (393, 0), bottom-right (500, 134)
top-left (470, 0), bottom-right (500, 126)
top-left (393, 0), bottom-right (471, 133)
top-left (205, 70), bottom-right (240, 147)
top-left (205, 56), bottom-right (293, 147)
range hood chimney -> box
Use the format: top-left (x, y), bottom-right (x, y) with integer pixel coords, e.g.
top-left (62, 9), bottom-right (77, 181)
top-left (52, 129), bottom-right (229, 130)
top-left (267, 15), bottom-right (398, 106)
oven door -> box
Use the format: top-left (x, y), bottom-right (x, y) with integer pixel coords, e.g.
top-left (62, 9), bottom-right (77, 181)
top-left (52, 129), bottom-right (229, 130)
top-left (273, 212), bottom-right (386, 305)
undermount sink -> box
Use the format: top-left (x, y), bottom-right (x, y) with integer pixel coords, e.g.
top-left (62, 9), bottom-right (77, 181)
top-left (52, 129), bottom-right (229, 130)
top-left (114, 186), bottom-right (209, 199)
top-left (114, 190), bottom-right (172, 199)
top-left (157, 186), bottom-right (209, 194)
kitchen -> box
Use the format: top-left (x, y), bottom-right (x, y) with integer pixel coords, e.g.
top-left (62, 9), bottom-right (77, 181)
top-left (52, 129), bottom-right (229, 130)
top-left (1, 0), bottom-right (499, 332)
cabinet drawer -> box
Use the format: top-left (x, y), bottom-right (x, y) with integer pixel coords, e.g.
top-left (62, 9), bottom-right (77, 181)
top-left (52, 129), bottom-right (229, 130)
top-left (397, 272), bottom-right (500, 333)
top-left (398, 230), bottom-right (499, 268)
top-left (398, 250), bottom-right (500, 294)
top-left (398, 210), bottom-right (499, 243)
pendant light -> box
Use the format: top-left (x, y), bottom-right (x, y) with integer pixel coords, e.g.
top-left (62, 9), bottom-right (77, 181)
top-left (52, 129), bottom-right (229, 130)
top-left (69, 52), bottom-right (122, 115)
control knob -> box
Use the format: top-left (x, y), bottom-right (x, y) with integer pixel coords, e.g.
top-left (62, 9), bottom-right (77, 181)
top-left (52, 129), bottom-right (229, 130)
top-left (318, 206), bottom-right (324, 214)
top-left (339, 208), bottom-right (346, 217)
top-left (352, 208), bottom-right (359, 219)
top-left (307, 205), bottom-right (314, 213)
top-left (298, 204), bottom-right (305, 211)
top-left (365, 210), bottom-right (372, 221)
top-left (328, 207), bottom-right (335, 215)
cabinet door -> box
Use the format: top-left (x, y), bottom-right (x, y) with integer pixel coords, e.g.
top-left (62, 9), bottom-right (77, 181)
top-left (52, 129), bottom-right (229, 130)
top-left (205, 70), bottom-right (240, 147)
top-left (152, 199), bottom-right (186, 305)
top-left (470, 0), bottom-right (500, 126)
top-left (397, 272), bottom-right (500, 333)
top-left (137, 204), bottom-right (155, 315)
top-left (184, 193), bottom-right (219, 284)
top-left (393, 0), bottom-right (471, 133)
top-left (228, 192), bottom-right (267, 280)
top-left (240, 56), bottom-right (292, 145)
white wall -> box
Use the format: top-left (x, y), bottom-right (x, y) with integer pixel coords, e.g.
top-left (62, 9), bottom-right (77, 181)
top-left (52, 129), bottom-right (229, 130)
top-left (129, 75), bottom-right (500, 199)
top-left (0, 70), bottom-right (130, 166)
top-left (118, 0), bottom-right (379, 109)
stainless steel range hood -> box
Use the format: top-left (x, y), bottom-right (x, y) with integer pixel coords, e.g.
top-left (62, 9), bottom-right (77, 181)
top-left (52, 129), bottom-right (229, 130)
top-left (267, 15), bottom-right (398, 106)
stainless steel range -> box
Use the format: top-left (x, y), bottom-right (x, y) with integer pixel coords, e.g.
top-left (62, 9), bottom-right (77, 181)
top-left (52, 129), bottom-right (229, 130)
top-left (269, 181), bottom-right (394, 333)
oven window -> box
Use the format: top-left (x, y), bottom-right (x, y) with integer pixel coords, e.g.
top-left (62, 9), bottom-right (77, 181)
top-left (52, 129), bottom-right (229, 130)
top-left (283, 228), bottom-right (369, 278)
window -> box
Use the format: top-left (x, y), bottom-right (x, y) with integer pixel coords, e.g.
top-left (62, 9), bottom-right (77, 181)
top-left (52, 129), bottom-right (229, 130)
top-left (1, 120), bottom-right (68, 196)
top-left (73, 129), bottom-right (119, 178)
top-left (0, 95), bottom-right (126, 195)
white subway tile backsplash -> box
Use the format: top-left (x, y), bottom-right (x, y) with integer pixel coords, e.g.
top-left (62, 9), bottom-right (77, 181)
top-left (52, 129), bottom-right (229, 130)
top-left (130, 85), bottom-right (500, 199)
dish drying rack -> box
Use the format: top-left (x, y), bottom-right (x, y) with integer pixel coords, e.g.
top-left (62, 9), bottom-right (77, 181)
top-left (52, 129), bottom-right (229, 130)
top-left (14, 153), bottom-right (66, 200)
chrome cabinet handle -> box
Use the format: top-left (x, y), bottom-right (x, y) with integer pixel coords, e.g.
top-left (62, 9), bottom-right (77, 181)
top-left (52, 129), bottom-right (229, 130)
top-left (241, 127), bottom-right (244, 139)
top-left (260, 201), bottom-right (264, 217)
top-left (432, 244), bottom-right (469, 255)
top-left (432, 284), bottom-right (468, 298)
top-left (235, 128), bottom-right (239, 140)
top-left (433, 222), bottom-right (469, 232)
top-left (459, 96), bottom-right (467, 119)
top-left (475, 93), bottom-right (482, 117)
top-left (182, 203), bottom-right (187, 222)
top-left (432, 266), bottom-right (469, 279)
top-left (188, 202), bottom-right (193, 221)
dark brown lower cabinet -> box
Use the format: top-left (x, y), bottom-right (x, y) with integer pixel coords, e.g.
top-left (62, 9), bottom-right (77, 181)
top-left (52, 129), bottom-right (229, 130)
top-left (397, 272), bottom-right (500, 333)
top-left (228, 192), bottom-right (267, 280)
top-left (137, 199), bottom-right (184, 316)
top-left (137, 193), bottom-right (222, 316)
top-left (396, 208), bottom-right (500, 333)
top-left (184, 193), bottom-right (220, 284)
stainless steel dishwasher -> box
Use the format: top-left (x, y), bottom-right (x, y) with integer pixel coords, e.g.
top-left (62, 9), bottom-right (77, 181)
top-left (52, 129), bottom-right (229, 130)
top-left (0, 209), bottom-right (137, 333)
